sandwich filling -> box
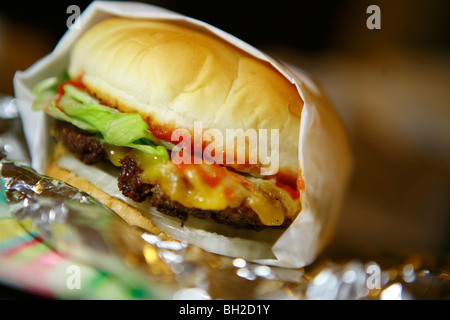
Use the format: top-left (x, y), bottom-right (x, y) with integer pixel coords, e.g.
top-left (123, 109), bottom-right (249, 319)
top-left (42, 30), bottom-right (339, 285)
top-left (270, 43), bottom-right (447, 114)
top-left (33, 75), bottom-right (301, 230)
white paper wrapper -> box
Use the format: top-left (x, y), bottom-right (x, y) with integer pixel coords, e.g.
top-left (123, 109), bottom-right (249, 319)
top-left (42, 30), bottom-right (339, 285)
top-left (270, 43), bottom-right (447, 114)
top-left (13, 1), bottom-right (352, 268)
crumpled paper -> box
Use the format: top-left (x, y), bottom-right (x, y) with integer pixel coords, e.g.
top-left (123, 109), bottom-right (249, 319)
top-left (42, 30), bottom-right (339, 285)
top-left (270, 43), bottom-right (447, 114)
top-left (13, 1), bottom-right (353, 268)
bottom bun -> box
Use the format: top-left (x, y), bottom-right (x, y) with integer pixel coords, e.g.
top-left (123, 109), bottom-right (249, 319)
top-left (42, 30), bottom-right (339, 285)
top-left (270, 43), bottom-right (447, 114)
top-left (47, 155), bottom-right (285, 261)
top-left (46, 163), bottom-right (168, 238)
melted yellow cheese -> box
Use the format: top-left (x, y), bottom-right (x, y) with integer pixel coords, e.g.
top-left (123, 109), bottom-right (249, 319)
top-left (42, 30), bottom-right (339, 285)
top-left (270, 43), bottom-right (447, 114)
top-left (107, 147), bottom-right (301, 227)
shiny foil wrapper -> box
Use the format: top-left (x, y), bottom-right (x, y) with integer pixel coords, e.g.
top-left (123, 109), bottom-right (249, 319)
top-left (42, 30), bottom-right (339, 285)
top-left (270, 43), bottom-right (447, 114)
top-left (0, 157), bottom-right (448, 299)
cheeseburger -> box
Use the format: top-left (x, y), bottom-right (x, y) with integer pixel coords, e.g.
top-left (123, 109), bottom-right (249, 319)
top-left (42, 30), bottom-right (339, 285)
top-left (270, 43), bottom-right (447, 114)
top-left (32, 18), bottom-right (307, 260)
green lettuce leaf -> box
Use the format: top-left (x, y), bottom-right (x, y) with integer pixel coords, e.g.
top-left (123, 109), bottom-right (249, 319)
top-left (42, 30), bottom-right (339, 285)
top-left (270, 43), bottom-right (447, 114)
top-left (32, 78), bottom-right (170, 160)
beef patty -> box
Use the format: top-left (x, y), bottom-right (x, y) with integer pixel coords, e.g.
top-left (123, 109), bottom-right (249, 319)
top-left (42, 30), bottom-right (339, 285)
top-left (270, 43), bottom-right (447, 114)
top-left (54, 121), bottom-right (267, 230)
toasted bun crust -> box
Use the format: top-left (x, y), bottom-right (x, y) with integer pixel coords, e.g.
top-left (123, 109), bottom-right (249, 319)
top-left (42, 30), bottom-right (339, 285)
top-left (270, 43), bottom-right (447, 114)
top-left (68, 18), bottom-right (302, 177)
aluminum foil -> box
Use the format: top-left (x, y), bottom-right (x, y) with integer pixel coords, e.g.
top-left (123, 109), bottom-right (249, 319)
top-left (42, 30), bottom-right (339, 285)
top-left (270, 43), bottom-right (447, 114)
top-left (0, 156), bottom-right (448, 299)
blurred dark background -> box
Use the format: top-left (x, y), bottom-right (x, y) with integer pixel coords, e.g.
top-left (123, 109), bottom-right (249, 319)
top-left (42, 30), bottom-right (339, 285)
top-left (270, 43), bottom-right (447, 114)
top-left (1, 0), bottom-right (449, 95)
top-left (0, 0), bottom-right (449, 263)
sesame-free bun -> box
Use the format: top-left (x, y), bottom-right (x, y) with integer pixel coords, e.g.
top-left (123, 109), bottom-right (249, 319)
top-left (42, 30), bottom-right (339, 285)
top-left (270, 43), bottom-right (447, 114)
top-left (68, 18), bottom-right (302, 177)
